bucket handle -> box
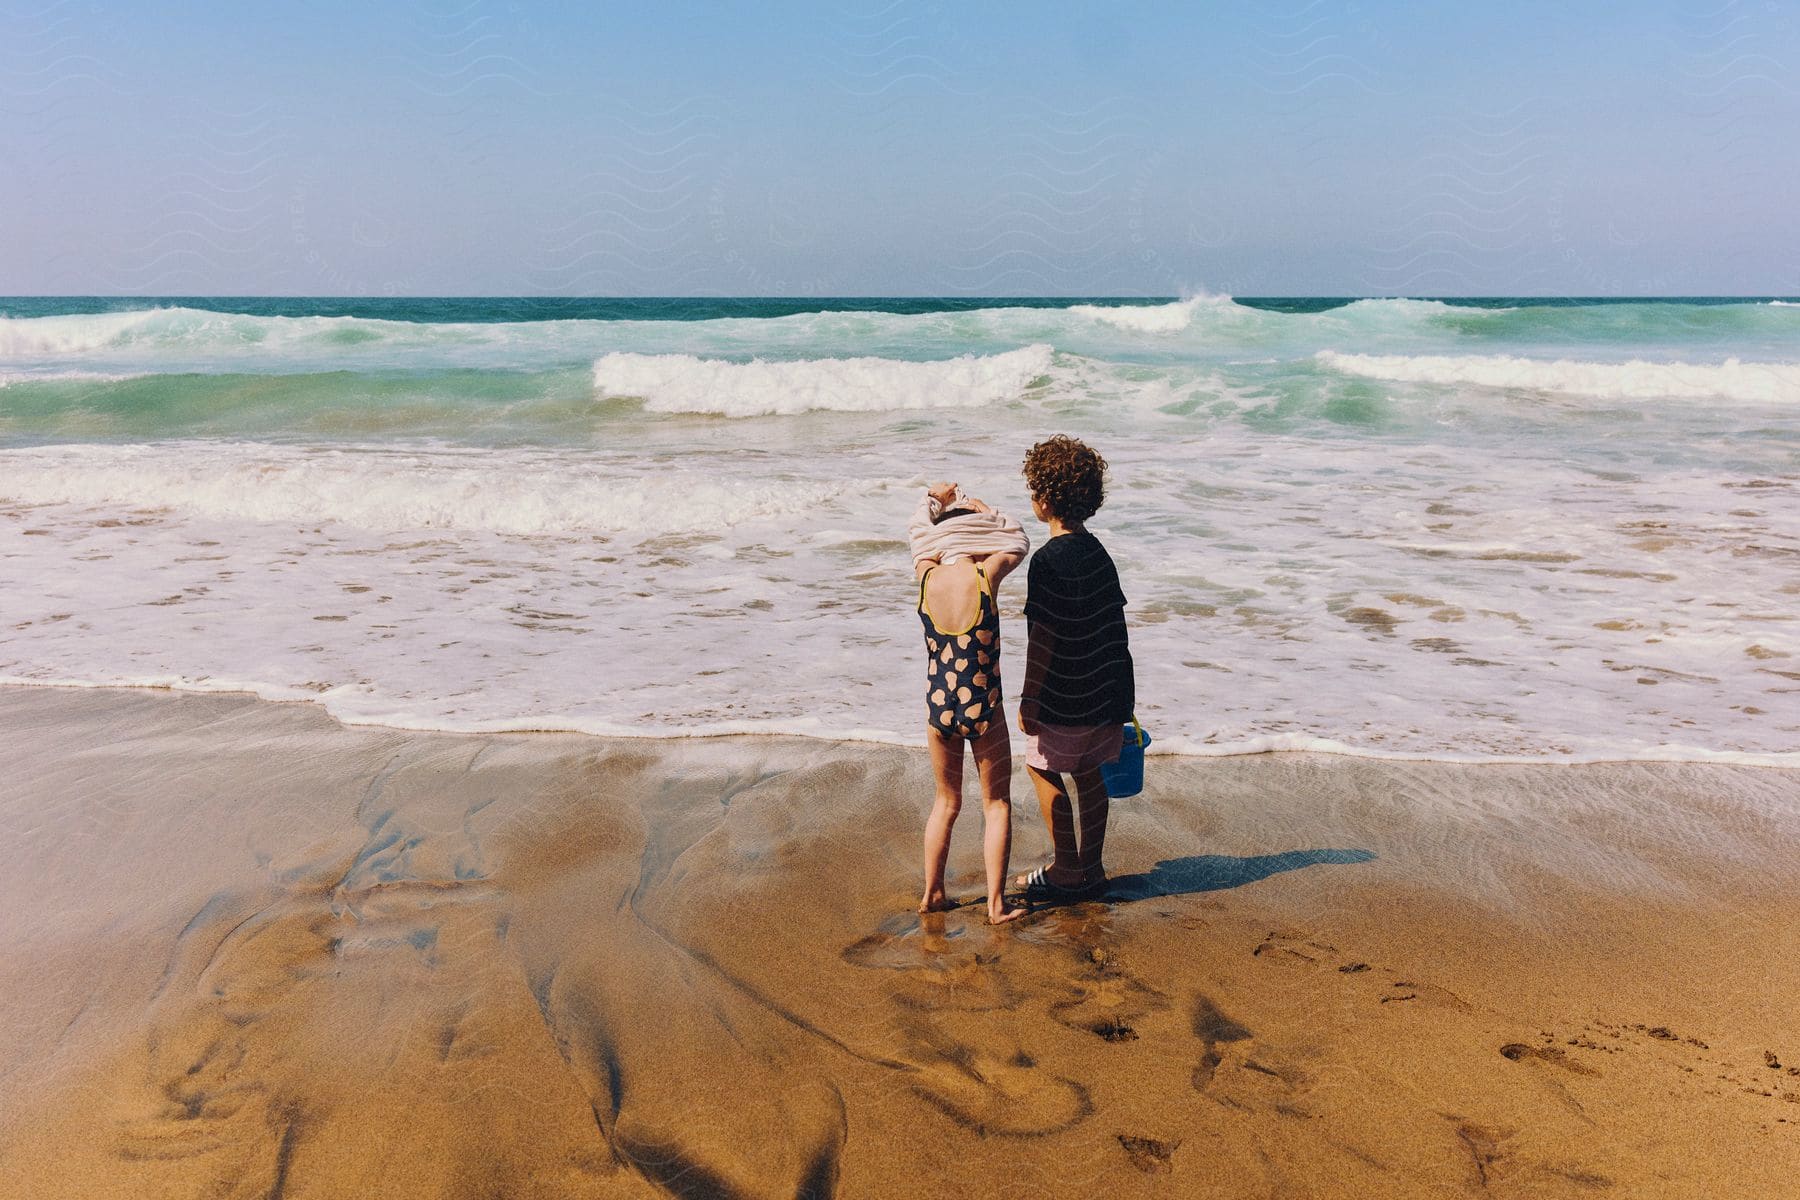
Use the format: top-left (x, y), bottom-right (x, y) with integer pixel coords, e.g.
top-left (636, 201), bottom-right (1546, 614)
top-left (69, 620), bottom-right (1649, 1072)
top-left (1125, 715), bottom-right (1144, 748)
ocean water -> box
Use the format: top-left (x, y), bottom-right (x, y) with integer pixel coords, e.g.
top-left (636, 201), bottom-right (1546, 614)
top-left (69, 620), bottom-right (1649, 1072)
top-left (1, 296), bottom-right (1795, 765)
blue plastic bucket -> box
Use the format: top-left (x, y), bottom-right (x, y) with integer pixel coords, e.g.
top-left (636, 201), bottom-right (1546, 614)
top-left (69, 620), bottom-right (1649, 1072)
top-left (1101, 720), bottom-right (1151, 797)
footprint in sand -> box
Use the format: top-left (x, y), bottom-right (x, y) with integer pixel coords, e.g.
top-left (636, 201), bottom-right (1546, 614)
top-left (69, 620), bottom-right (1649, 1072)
top-left (840, 914), bottom-right (1017, 1012)
top-left (1117, 1133), bottom-right (1180, 1174)
top-left (1499, 1042), bottom-right (1601, 1077)
top-left (1252, 930), bottom-right (1472, 1012)
top-left (894, 1013), bottom-right (1092, 1137)
top-left (1581, 1021), bottom-right (1800, 1106)
top-left (1449, 1119), bottom-right (1515, 1189)
top-left (1187, 996), bottom-right (1312, 1116)
top-left (1512, 1021), bottom-right (1800, 1116)
top-left (1190, 996), bottom-right (1254, 1092)
top-left (840, 915), bottom-right (1098, 1136)
top-left (1047, 944), bottom-right (1172, 1043)
top-left (1250, 928), bottom-right (1338, 966)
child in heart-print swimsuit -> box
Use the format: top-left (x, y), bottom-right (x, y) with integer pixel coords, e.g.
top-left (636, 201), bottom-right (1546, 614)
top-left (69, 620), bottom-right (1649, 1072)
top-left (918, 560), bottom-right (1002, 739)
top-left (909, 482), bottom-right (1028, 924)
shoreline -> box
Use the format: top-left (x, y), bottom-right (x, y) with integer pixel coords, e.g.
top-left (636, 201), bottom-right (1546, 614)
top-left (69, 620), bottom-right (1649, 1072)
top-left (2, 686), bottom-right (1797, 1197)
top-left (5, 678), bottom-right (1796, 770)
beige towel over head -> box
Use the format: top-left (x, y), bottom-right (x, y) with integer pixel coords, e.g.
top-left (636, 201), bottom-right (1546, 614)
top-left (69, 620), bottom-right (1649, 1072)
top-left (907, 489), bottom-right (1030, 568)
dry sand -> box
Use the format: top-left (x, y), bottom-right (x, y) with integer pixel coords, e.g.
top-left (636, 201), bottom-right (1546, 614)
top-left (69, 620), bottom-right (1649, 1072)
top-left (0, 686), bottom-right (1796, 1198)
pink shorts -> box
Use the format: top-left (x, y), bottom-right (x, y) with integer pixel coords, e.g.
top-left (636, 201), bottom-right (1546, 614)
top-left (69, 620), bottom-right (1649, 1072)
top-left (1025, 721), bottom-right (1124, 774)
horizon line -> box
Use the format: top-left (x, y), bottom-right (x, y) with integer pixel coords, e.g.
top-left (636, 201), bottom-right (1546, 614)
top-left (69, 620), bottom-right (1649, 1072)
top-left (4, 293), bottom-right (1797, 302)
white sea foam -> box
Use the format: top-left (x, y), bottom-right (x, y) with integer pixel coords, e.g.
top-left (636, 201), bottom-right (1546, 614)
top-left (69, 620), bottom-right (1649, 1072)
top-left (1318, 350), bottom-right (1800, 402)
top-left (1145, 731), bottom-right (1800, 769)
top-left (4, 424), bottom-right (1794, 766)
top-left (0, 369), bottom-right (142, 386)
top-left (0, 442), bottom-right (861, 535)
top-left (1068, 297), bottom-right (1210, 333)
top-left (0, 308), bottom-right (468, 358)
top-left (590, 345), bottom-right (1053, 415)
top-left (1065, 291), bottom-right (1266, 333)
top-left (0, 310), bottom-right (160, 356)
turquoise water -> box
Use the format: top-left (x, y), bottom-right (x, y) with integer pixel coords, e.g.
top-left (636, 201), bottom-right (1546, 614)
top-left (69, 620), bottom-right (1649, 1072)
top-left (1, 296), bottom-right (1795, 762)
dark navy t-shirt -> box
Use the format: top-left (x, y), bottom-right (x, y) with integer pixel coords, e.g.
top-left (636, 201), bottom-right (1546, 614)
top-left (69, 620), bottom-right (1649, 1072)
top-left (1024, 531), bottom-right (1134, 725)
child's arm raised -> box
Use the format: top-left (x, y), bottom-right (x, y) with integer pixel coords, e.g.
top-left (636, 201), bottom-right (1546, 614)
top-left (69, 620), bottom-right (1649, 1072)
top-left (982, 550), bottom-right (1023, 588)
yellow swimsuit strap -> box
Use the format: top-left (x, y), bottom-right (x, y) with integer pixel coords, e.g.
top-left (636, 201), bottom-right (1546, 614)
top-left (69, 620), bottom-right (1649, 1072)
top-left (919, 561), bottom-right (989, 634)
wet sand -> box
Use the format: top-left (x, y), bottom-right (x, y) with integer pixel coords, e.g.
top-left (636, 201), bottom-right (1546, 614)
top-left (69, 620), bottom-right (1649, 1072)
top-left (1, 687), bottom-right (1796, 1198)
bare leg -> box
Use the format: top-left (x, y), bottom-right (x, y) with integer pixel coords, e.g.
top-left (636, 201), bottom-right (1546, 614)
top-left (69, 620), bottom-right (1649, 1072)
top-left (970, 722), bottom-right (1025, 923)
top-left (920, 728), bottom-right (963, 912)
top-left (1070, 767), bottom-right (1111, 883)
top-left (1017, 766), bottom-right (1086, 889)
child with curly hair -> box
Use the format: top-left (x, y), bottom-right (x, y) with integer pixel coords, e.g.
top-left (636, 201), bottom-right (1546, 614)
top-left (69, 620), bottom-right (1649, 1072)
top-left (1015, 435), bottom-right (1135, 899)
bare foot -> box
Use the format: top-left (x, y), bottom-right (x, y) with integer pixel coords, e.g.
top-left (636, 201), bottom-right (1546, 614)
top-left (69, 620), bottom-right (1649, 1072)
top-left (987, 902), bottom-right (1027, 924)
top-left (918, 890), bottom-right (953, 914)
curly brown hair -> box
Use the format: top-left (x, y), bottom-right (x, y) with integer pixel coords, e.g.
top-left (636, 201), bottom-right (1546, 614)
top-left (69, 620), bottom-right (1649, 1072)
top-left (1021, 435), bottom-right (1107, 524)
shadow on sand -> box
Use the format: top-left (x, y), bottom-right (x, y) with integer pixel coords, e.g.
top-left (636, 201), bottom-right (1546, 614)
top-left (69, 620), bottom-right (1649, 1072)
top-left (1094, 848), bottom-right (1377, 904)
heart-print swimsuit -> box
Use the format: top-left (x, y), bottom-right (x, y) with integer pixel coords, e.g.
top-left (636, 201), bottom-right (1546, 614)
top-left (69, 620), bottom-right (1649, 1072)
top-left (918, 563), bottom-right (1003, 740)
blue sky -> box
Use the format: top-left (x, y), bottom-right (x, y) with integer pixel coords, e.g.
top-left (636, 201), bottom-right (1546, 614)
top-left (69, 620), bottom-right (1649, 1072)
top-left (3, 1), bottom-right (1796, 295)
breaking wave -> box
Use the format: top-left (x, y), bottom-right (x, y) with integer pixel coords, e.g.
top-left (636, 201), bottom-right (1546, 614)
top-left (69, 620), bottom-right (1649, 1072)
top-left (1317, 350), bottom-right (1800, 403)
top-left (590, 345), bottom-right (1054, 416)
